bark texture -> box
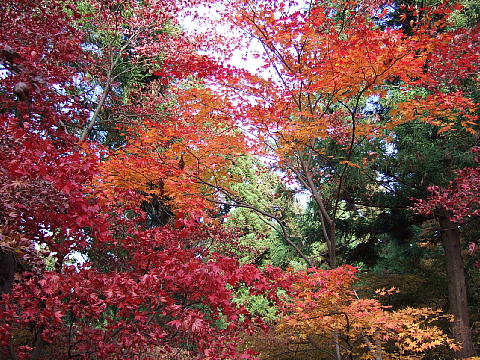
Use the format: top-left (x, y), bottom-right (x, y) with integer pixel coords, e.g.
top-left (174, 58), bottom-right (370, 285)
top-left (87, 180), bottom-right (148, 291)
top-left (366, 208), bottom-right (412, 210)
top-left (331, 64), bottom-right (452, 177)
top-left (439, 211), bottom-right (476, 358)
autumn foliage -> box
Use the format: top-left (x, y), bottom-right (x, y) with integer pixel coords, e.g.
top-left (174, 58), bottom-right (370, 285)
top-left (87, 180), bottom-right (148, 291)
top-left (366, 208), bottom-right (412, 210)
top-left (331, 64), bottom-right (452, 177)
top-left (271, 266), bottom-right (458, 359)
top-left (1, 0), bottom-right (478, 359)
top-left (99, 86), bottom-right (248, 216)
top-left (415, 147), bottom-right (480, 223)
top-left (0, 0), bottom-right (272, 358)
top-left (205, 0), bottom-right (479, 271)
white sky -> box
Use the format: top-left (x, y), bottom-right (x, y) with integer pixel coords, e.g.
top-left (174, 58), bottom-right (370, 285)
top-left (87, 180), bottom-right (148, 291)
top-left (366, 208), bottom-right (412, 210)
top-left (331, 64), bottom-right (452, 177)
top-left (179, 3), bottom-right (265, 73)
top-left (179, 3), bottom-right (314, 212)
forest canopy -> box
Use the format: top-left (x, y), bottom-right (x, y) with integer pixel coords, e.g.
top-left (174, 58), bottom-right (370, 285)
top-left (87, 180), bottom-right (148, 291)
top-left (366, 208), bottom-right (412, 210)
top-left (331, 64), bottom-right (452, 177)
top-left (0, 0), bottom-right (479, 359)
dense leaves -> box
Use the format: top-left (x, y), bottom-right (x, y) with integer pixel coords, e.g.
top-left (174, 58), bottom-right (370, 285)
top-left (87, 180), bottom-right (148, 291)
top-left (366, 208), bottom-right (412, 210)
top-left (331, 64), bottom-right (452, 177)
top-left (273, 266), bottom-right (457, 359)
top-left (1, 0), bottom-right (479, 359)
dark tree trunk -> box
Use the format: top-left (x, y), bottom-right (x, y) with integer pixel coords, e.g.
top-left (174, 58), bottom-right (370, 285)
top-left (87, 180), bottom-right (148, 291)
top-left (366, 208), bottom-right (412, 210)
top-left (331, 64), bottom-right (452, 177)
top-left (438, 211), bottom-right (476, 358)
top-left (328, 224), bottom-right (336, 269)
top-left (0, 247), bottom-right (19, 359)
top-left (0, 247), bottom-right (17, 295)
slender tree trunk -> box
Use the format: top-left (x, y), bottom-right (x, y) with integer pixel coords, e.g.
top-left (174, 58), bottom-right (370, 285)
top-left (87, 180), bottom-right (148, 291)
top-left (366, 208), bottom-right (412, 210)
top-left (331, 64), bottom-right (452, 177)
top-left (8, 341), bottom-right (17, 360)
top-left (1, 340), bottom-right (17, 360)
top-left (301, 161), bottom-right (337, 268)
top-left (438, 211), bottom-right (476, 358)
top-left (79, 79), bottom-right (111, 142)
top-left (328, 224), bottom-right (336, 268)
top-left (333, 331), bottom-right (341, 360)
top-left (30, 327), bottom-right (44, 360)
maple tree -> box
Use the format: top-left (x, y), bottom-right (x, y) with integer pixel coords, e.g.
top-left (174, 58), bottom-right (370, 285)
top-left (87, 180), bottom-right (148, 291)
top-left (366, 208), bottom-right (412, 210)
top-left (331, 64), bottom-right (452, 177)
top-left (98, 86), bottom-right (249, 218)
top-left (410, 143), bottom-right (480, 358)
top-left (0, 223), bottom-right (292, 359)
top-left (0, 0), bottom-right (287, 359)
top-left (209, 0), bottom-right (476, 269)
top-left (0, 0), bottom-right (102, 271)
top-left (206, 0), bottom-right (480, 356)
top-left (75, 0), bottom-right (217, 143)
top-left (255, 266), bottom-right (458, 360)
top-left (1, 0), bottom-right (480, 359)
top-left (404, 5), bottom-right (480, 356)
top-left (416, 147), bottom-right (480, 224)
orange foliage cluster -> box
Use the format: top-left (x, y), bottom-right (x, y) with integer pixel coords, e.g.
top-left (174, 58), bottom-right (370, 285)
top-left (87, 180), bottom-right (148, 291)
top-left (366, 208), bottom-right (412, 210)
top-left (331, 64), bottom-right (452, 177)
top-left (98, 0), bottom-right (479, 220)
top-left (215, 0), bottom-right (478, 162)
top-left (99, 87), bottom-right (248, 215)
top-left (273, 266), bottom-right (458, 359)
top-left (393, 91), bottom-right (478, 134)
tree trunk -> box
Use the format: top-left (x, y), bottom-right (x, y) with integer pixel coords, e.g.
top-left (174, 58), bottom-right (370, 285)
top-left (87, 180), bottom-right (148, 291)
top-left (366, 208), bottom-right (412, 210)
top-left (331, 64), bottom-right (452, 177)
top-left (31, 326), bottom-right (44, 360)
top-left (301, 161), bottom-right (337, 268)
top-left (0, 248), bottom-right (19, 359)
top-left (333, 331), bottom-right (341, 360)
top-left (438, 211), bottom-right (476, 358)
top-left (328, 224), bottom-right (336, 269)
top-left (0, 247), bottom-right (17, 295)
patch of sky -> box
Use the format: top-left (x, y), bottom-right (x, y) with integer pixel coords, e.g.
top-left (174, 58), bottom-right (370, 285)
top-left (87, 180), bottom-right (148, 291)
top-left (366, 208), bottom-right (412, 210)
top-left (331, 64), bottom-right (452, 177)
top-left (372, 3), bottom-right (401, 29)
top-left (35, 227), bottom-right (88, 270)
top-left (363, 94), bottom-right (388, 116)
top-left (0, 69), bottom-right (10, 79)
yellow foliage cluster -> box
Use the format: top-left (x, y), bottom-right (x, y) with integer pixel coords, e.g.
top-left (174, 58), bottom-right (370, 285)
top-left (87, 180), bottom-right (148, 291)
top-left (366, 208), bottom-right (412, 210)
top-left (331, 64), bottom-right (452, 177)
top-left (260, 266), bottom-right (458, 359)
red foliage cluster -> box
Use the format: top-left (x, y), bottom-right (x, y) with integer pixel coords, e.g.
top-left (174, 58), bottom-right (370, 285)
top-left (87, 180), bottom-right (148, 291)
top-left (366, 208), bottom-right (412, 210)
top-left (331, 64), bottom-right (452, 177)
top-left (0, 120), bottom-right (106, 268)
top-left (427, 23), bottom-right (480, 87)
top-left (0, 222), bottom-right (289, 359)
top-left (415, 148), bottom-right (480, 223)
top-left (0, 0), bottom-right (89, 130)
top-left (0, 0), bottom-right (290, 359)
